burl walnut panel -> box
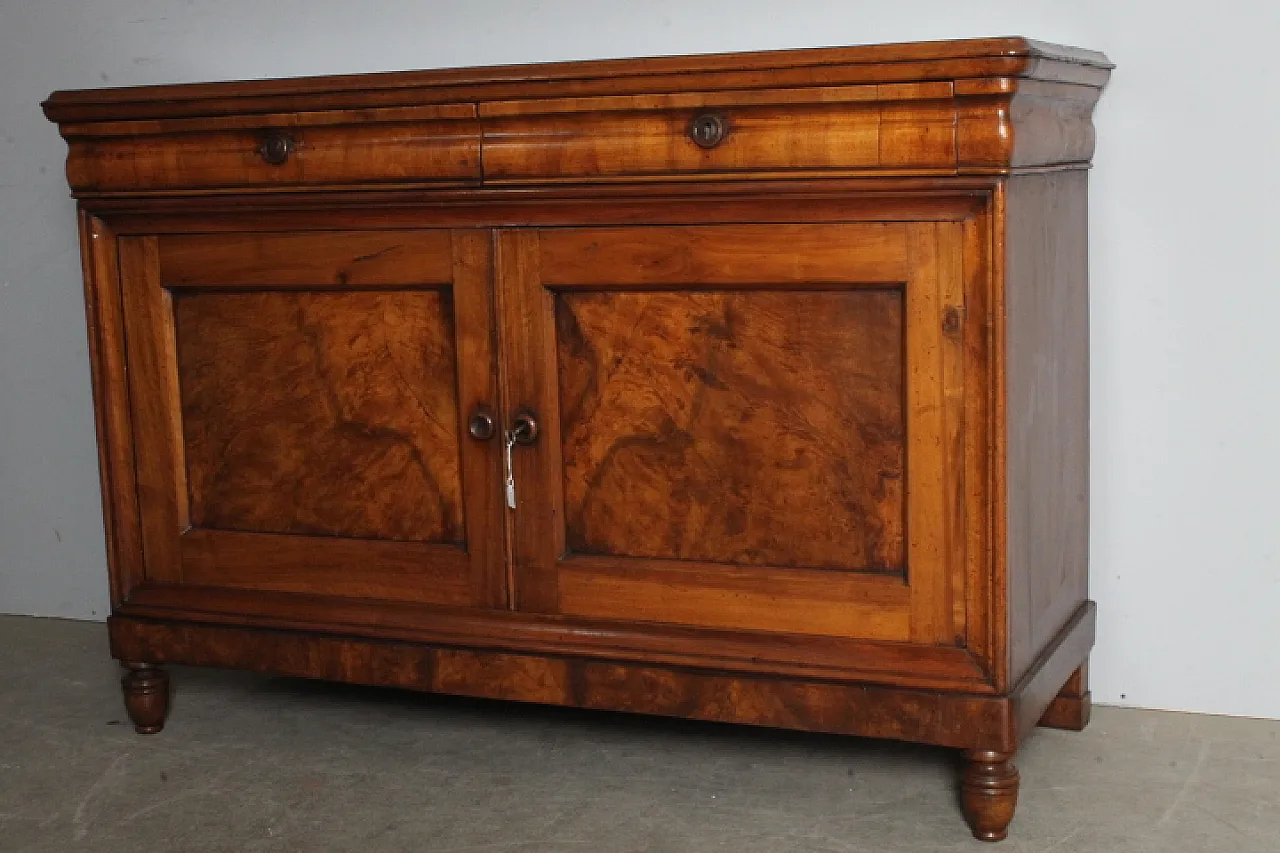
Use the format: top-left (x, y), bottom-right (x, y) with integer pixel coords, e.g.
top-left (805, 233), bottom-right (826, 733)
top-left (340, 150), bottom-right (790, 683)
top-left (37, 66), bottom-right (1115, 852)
top-left (174, 289), bottom-right (464, 543)
top-left (556, 289), bottom-right (905, 572)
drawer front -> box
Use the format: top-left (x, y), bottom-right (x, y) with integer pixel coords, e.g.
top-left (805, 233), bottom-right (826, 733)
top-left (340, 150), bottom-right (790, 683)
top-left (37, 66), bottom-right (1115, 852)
top-left (66, 117), bottom-right (481, 192)
top-left (481, 98), bottom-right (957, 180)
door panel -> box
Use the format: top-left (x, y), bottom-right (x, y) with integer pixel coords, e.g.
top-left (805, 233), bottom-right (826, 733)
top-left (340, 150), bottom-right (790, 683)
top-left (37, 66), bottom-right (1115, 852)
top-left (174, 288), bottom-right (464, 543)
top-left (498, 223), bottom-right (966, 645)
top-left (556, 287), bottom-right (904, 572)
top-left (119, 229), bottom-right (505, 609)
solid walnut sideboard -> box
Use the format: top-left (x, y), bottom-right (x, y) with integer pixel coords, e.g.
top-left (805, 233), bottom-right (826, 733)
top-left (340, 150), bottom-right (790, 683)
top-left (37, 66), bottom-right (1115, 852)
top-left (44, 37), bottom-right (1110, 841)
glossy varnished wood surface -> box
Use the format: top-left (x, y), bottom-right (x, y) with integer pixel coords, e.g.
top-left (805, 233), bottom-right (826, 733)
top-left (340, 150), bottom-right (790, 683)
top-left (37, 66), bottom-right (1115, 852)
top-left (537, 223), bottom-right (909, 285)
top-left (44, 38), bottom-right (1110, 123)
top-left (119, 583), bottom-right (992, 690)
top-left (903, 223), bottom-right (967, 647)
top-left (107, 604), bottom-right (1093, 752)
top-left (178, 529), bottom-right (472, 604)
top-left (71, 190), bottom-right (1093, 687)
top-left (107, 616), bottom-right (1011, 750)
top-left (46, 39), bottom-right (1110, 192)
top-left (50, 37), bottom-right (1107, 843)
top-left (118, 236), bottom-right (186, 585)
top-left (1038, 663), bottom-right (1092, 731)
top-left (1010, 603), bottom-right (1096, 741)
top-left (174, 288), bottom-right (464, 543)
top-left (78, 215), bottom-right (143, 607)
top-left (482, 98), bottom-right (957, 180)
top-left (961, 749), bottom-right (1020, 841)
top-left (1001, 171), bottom-right (1091, 685)
top-left (118, 229), bottom-right (507, 608)
top-left (64, 116), bottom-right (482, 193)
top-left (78, 181), bottom-right (994, 226)
top-left (158, 229), bottom-right (455, 288)
top-left (557, 288), bottom-right (905, 571)
top-left (502, 222), bottom-right (968, 646)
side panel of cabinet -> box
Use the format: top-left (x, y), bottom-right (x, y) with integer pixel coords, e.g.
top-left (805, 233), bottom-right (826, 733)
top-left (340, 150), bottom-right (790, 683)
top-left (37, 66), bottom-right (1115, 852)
top-left (1002, 171), bottom-right (1091, 686)
top-left (115, 229), bottom-right (506, 610)
top-left (497, 222), bottom-right (967, 646)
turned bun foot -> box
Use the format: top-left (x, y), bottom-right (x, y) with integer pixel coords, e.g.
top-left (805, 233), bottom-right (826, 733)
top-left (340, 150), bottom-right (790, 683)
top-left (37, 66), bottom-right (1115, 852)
top-left (961, 749), bottom-right (1020, 842)
top-left (121, 663), bottom-right (170, 734)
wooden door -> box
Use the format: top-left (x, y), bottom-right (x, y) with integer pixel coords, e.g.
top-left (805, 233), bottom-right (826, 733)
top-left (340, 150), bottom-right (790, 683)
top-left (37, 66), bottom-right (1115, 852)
top-left (497, 223), bottom-right (966, 646)
top-left (118, 229), bottom-right (506, 610)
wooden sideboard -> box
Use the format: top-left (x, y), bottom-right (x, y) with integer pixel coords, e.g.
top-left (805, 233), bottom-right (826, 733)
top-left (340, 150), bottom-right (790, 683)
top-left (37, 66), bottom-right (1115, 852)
top-left (44, 37), bottom-right (1110, 842)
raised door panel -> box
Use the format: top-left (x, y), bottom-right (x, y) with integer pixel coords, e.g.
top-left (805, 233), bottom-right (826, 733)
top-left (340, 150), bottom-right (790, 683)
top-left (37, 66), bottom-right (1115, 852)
top-left (117, 229), bottom-right (505, 610)
top-left (557, 287), bottom-right (905, 572)
top-left (498, 223), bottom-right (966, 646)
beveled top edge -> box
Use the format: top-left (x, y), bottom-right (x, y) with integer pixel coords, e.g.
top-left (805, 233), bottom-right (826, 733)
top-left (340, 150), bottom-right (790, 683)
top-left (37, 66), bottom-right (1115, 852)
top-left (43, 37), bottom-right (1111, 124)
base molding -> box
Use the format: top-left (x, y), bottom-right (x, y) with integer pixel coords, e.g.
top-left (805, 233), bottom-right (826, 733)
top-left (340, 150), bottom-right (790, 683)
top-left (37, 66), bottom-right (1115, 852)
top-left (108, 601), bottom-right (1094, 753)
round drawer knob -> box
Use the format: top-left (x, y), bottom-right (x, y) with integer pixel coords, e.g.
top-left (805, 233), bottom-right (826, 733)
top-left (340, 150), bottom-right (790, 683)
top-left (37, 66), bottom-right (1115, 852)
top-left (257, 132), bottom-right (295, 165)
top-left (511, 411), bottom-right (539, 445)
top-left (688, 112), bottom-right (729, 149)
top-left (468, 410), bottom-right (496, 441)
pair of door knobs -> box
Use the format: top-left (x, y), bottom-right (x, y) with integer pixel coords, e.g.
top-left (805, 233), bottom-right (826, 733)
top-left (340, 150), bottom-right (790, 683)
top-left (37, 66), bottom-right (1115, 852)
top-left (467, 409), bottom-right (538, 445)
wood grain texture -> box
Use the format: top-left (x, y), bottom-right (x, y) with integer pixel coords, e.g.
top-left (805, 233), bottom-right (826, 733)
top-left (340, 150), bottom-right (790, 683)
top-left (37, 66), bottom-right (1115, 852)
top-left (1037, 662), bottom-right (1092, 731)
top-left (478, 82), bottom-right (955, 116)
top-left (78, 214), bottom-right (145, 606)
top-left (556, 555), bottom-right (912, 640)
top-left (504, 221), bottom-right (971, 647)
top-left (65, 120), bottom-right (481, 193)
top-left (120, 584), bottom-right (991, 690)
top-left (482, 100), bottom-right (956, 180)
top-left (539, 223), bottom-right (908, 285)
top-left (46, 40), bottom-right (1110, 191)
top-left (159, 230), bottom-right (454, 288)
top-left (120, 663), bottom-right (169, 734)
top-left (59, 103), bottom-right (477, 138)
top-left (118, 237), bottom-right (186, 584)
top-left (51, 38), bottom-right (1109, 843)
top-left (1002, 171), bottom-right (1090, 685)
top-left (961, 209), bottom-right (995, 681)
top-left (174, 288), bottom-right (464, 543)
top-left (88, 182), bottom-right (991, 229)
top-left (44, 37), bottom-right (1110, 124)
top-left (903, 223), bottom-right (965, 645)
top-left (118, 229), bottom-right (507, 610)
top-left (961, 750), bottom-right (1020, 842)
top-left (1010, 602), bottom-right (1095, 742)
top-left (955, 80), bottom-right (1104, 170)
top-left (179, 529), bottom-right (472, 605)
top-left (495, 230), bottom-right (566, 613)
top-left (556, 288), bottom-right (906, 572)
top-left (107, 616), bottom-right (1016, 751)
top-left (108, 605), bottom-right (1093, 751)
top-left (448, 230), bottom-right (509, 609)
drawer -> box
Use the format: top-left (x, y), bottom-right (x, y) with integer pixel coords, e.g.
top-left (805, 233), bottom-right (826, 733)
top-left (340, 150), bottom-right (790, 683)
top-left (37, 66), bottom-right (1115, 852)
top-left (64, 105), bottom-right (481, 192)
top-left (479, 86), bottom-right (957, 180)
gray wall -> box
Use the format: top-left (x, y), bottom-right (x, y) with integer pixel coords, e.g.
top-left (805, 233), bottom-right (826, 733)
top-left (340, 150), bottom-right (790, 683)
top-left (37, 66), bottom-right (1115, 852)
top-left (2, 1), bottom-right (1278, 718)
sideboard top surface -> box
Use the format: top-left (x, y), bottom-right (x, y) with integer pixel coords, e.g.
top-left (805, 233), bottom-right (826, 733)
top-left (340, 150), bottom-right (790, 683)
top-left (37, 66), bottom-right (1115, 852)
top-left (43, 37), bottom-right (1111, 124)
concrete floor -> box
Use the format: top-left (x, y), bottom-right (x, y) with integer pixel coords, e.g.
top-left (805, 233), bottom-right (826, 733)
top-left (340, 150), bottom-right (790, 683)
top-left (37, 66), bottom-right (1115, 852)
top-left (1, 616), bottom-right (1276, 853)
